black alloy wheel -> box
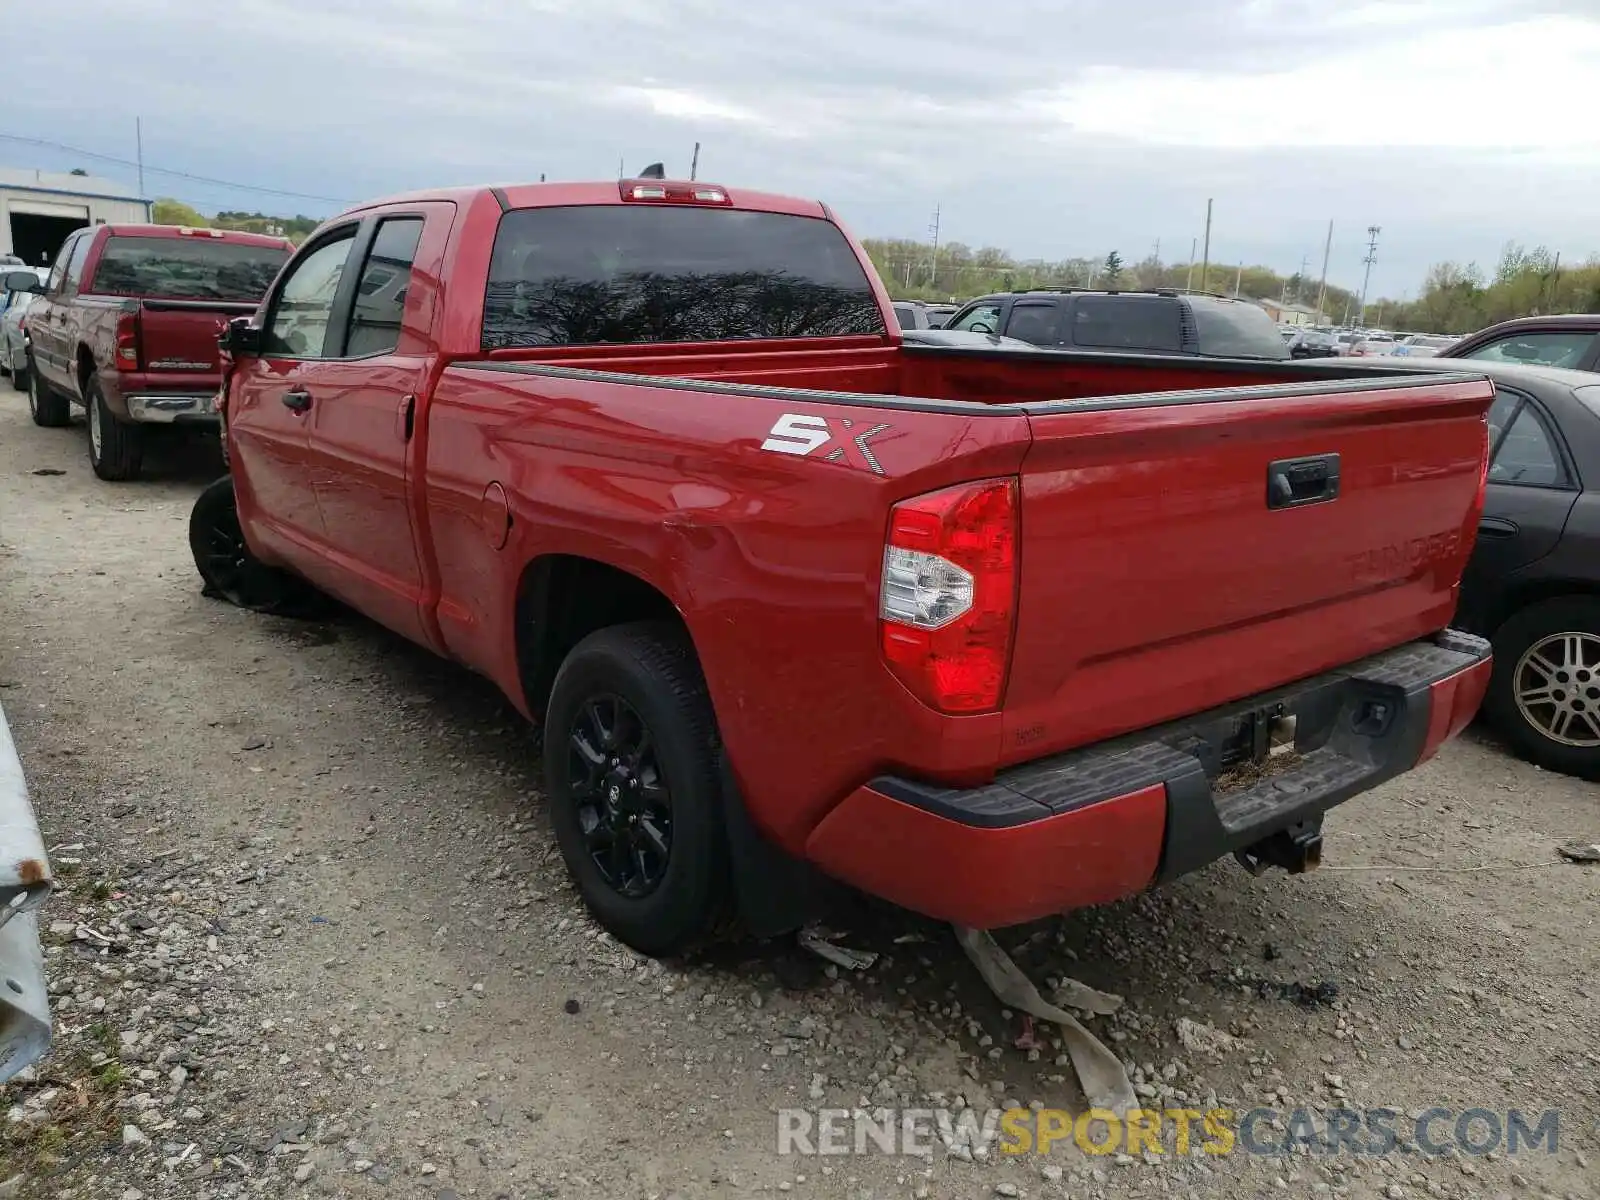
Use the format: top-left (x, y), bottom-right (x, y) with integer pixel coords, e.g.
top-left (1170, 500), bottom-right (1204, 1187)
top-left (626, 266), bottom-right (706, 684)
top-left (568, 694), bottom-right (674, 898)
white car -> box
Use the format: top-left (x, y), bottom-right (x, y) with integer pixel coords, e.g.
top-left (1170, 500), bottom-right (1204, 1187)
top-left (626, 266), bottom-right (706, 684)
top-left (1388, 333), bottom-right (1457, 358)
top-left (0, 267), bottom-right (48, 390)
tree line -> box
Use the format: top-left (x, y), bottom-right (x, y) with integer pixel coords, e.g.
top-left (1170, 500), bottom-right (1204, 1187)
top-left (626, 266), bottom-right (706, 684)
top-left (1373, 245), bottom-right (1600, 335)
top-left (151, 198), bottom-right (320, 245)
top-left (863, 237), bottom-right (1599, 334)
top-left (862, 237), bottom-right (1362, 325)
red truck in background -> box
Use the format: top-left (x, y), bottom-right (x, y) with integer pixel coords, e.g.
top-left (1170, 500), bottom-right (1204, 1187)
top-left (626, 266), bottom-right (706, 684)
top-left (191, 176), bottom-right (1495, 956)
top-left (18, 224), bottom-right (292, 480)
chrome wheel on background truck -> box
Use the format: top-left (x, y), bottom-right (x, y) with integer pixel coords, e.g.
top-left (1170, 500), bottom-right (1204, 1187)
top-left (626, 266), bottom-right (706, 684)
top-left (25, 355), bottom-right (69, 427)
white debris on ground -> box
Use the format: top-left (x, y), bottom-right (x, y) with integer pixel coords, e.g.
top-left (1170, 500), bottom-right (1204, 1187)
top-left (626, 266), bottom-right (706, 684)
top-left (954, 925), bottom-right (1136, 1113)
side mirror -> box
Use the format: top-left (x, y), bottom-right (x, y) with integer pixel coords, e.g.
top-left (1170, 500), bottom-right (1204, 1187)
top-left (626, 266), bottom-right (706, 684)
top-left (2, 270), bottom-right (42, 294)
top-left (219, 316), bottom-right (262, 357)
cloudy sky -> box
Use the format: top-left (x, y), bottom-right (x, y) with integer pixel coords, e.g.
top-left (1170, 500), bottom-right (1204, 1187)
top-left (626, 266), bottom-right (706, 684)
top-left (6, 0), bottom-right (1598, 299)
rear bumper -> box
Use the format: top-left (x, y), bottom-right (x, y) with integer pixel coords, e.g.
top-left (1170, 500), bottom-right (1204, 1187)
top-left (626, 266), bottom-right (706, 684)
top-left (804, 631), bottom-right (1491, 929)
top-left (125, 391), bottom-right (218, 424)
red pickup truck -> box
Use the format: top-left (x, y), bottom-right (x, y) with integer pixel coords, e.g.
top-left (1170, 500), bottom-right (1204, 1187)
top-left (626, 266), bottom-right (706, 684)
top-left (21, 224), bottom-right (292, 480)
top-left (191, 177), bottom-right (1495, 955)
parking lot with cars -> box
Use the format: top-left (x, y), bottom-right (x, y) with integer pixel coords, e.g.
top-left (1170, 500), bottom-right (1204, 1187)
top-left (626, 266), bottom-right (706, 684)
top-left (2, 395), bottom-right (1596, 1198)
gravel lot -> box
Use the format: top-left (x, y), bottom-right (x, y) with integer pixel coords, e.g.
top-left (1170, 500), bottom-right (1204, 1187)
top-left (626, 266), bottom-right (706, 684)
top-left (0, 391), bottom-right (1595, 1200)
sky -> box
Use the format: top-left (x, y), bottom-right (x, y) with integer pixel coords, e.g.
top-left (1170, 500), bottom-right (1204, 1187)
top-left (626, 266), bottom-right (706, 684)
top-left (5, 0), bottom-right (1598, 300)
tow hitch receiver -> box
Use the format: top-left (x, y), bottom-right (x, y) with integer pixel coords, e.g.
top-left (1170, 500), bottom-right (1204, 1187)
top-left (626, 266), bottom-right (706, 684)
top-left (1235, 817), bottom-right (1323, 876)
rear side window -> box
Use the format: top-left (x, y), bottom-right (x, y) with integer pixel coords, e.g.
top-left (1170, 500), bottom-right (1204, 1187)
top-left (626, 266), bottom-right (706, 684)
top-left (1071, 296), bottom-right (1182, 353)
top-left (344, 217), bottom-right (423, 357)
top-left (89, 236), bottom-right (290, 302)
top-left (1488, 391), bottom-right (1567, 488)
top-left (482, 205), bottom-right (886, 348)
top-left (1188, 300), bottom-right (1291, 359)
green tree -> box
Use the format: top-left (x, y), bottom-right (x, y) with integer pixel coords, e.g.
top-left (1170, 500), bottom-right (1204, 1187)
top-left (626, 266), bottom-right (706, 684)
top-left (152, 198), bottom-right (209, 227)
top-left (1102, 250), bottom-right (1124, 288)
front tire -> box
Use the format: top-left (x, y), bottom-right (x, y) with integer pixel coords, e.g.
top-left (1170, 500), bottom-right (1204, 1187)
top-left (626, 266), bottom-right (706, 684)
top-left (1485, 596), bottom-right (1600, 781)
top-left (86, 380), bottom-right (143, 480)
top-left (188, 475), bottom-right (326, 615)
top-left (25, 355), bottom-right (70, 425)
top-left (544, 622), bottom-right (728, 957)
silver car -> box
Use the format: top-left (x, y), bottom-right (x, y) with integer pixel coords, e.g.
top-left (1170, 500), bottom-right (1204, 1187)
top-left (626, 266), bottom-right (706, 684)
top-left (0, 267), bottom-right (49, 390)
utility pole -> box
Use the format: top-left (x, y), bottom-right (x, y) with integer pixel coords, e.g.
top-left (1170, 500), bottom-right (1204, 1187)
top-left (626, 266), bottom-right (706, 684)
top-left (135, 117), bottom-right (145, 197)
top-left (1295, 254), bottom-right (1309, 303)
top-left (1235, 262), bottom-right (1243, 298)
top-left (1185, 237), bottom-right (1197, 292)
top-left (618, 157), bottom-right (625, 179)
top-left (926, 204), bottom-right (942, 289)
top-left (1315, 219), bottom-right (1333, 322)
top-left (1199, 199), bottom-right (1213, 295)
top-left (1358, 225), bottom-right (1381, 327)
top-left (1548, 250), bottom-right (1561, 313)
top-left (690, 142), bottom-right (700, 181)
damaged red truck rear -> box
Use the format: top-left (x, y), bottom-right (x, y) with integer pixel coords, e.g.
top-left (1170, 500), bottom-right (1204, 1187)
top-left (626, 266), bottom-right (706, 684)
top-left (206, 177), bottom-right (1495, 955)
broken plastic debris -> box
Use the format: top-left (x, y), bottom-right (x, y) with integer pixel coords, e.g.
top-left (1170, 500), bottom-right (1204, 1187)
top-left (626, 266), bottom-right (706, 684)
top-left (798, 925), bottom-right (879, 971)
top-left (953, 925), bottom-right (1135, 1114)
top-left (1556, 840), bottom-right (1600, 864)
top-left (1176, 1016), bottom-right (1246, 1058)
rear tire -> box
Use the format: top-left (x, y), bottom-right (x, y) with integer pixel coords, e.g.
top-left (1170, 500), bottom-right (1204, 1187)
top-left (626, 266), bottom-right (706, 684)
top-left (25, 355), bottom-right (70, 425)
top-left (189, 475), bottom-right (327, 615)
top-left (1485, 596), bottom-right (1600, 781)
top-left (544, 622), bottom-right (729, 957)
top-left (86, 379), bottom-right (143, 480)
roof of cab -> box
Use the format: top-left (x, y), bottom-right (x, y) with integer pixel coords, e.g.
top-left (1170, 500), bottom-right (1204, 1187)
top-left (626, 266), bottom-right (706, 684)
top-left (340, 179), bottom-right (830, 220)
top-left (100, 224), bottom-right (294, 249)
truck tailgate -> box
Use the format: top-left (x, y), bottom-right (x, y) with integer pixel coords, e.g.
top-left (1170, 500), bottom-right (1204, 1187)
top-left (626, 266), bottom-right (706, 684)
top-left (1003, 374), bottom-right (1493, 761)
top-left (136, 299), bottom-right (256, 373)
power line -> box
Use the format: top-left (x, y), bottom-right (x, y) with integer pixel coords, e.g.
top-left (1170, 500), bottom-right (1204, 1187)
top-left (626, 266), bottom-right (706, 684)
top-left (0, 131), bottom-right (348, 206)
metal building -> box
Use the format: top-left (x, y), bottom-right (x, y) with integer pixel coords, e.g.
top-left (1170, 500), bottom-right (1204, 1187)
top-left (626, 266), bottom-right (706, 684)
top-left (0, 169), bottom-right (153, 268)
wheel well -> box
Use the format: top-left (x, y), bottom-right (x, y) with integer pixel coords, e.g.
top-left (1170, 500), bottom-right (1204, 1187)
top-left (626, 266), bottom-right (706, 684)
top-left (76, 345), bottom-right (96, 396)
top-left (514, 555), bottom-right (681, 716)
top-left (1490, 579), bottom-right (1600, 636)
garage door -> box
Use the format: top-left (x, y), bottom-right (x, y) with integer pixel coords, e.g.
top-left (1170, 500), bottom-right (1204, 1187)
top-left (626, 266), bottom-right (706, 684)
top-left (7, 199), bottom-right (91, 220)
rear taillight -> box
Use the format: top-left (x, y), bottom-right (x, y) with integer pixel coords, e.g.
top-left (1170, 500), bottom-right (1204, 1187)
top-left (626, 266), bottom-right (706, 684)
top-left (879, 478), bottom-right (1018, 714)
top-left (114, 310), bottom-right (139, 371)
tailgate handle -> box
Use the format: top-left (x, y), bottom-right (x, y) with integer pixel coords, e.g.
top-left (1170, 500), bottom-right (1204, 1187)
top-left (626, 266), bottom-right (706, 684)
top-left (1267, 453), bottom-right (1340, 510)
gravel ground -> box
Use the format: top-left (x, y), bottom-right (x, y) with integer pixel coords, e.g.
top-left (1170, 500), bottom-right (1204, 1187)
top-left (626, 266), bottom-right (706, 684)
top-left (0, 391), bottom-right (1595, 1200)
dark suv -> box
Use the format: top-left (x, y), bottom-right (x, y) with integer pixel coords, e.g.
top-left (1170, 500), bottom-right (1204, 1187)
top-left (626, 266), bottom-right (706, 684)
top-left (942, 289), bottom-right (1290, 360)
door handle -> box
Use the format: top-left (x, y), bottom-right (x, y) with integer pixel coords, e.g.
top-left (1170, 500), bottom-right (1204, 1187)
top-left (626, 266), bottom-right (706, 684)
top-left (281, 388), bottom-right (312, 414)
top-left (1478, 516), bottom-right (1518, 538)
top-left (1266, 453), bottom-right (1341, 510)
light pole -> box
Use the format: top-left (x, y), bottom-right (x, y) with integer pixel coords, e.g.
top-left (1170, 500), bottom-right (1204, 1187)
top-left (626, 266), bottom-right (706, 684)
top-left (1358, 225), bottom-right (1380, 327)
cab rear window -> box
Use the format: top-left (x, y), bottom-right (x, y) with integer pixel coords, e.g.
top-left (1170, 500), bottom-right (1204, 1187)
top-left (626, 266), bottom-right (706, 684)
top-left (89, 237), bottom-right (289, 302)
top-left (481, 205), bottom-right (886, 348)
